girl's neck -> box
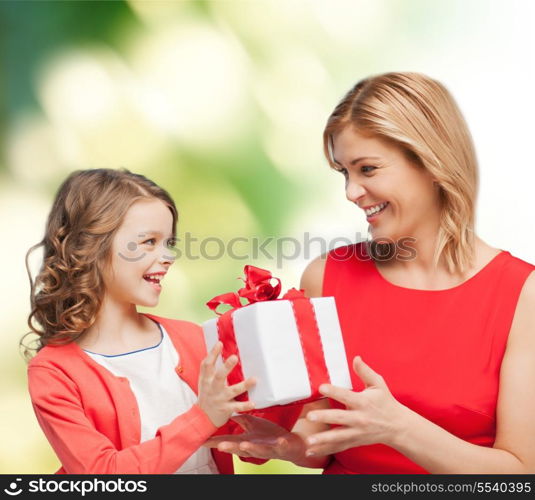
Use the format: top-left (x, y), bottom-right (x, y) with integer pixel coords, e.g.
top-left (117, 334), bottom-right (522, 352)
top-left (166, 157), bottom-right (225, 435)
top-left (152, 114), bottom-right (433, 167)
top-left (75, 296), bottom-right (156, 352)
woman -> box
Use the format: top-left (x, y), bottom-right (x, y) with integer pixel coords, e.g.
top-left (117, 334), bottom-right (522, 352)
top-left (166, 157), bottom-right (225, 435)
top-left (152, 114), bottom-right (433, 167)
top-left (208, 72), bottom-right (535, 473)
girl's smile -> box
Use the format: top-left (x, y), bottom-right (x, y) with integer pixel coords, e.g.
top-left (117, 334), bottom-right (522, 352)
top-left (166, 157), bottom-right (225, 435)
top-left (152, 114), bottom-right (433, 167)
top-left (142, 272), bottom-right (167, 293)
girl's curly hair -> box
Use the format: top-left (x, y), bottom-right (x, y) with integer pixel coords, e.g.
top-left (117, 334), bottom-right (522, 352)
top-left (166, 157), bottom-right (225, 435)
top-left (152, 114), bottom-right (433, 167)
top-left (21, 168), bottom-right (178, 361)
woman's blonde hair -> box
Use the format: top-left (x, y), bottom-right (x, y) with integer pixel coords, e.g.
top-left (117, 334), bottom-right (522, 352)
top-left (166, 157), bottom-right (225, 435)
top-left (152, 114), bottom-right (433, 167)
top-left (323, 71), bottom-right (478, 274)
top-left (22, 168), bottom-right (178, 360)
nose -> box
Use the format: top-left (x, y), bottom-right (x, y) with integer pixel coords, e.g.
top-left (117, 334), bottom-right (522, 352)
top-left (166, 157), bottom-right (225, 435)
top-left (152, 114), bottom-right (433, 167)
top-left (158, 244), bottom-right (176, 267)
top-left (345, 178), bottom-right (367, 205)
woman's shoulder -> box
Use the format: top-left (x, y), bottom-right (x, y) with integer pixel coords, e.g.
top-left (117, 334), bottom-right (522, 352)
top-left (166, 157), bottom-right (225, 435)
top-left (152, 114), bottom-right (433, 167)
top-left (494, 249), bottom-right (535, 294)
top-left (501, 249), bottom-right (535, 272)
top-left (300, 254), bottom-right (328, 297)
top-left (502, 268), bottom-right (535, 355)
top-left (301, 242), bottom-right (368, 297)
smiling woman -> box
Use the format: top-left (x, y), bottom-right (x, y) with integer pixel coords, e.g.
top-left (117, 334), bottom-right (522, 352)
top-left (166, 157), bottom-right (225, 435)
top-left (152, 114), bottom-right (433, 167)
top-left (207, 72), bottom-right (535, 475)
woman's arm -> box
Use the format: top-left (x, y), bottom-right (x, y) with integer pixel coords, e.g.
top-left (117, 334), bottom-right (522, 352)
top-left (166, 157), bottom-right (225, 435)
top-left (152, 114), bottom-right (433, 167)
top-left (306, 271), bottom-right (535, 473)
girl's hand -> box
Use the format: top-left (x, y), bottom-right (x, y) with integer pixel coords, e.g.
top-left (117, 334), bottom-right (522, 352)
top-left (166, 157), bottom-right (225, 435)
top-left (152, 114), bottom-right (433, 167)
top-left (204, 414), bottom-right (307, 463)
top-left (197, 342), bottom-right (256, 428)
top-left (305, 356), bottom-right (410, 457)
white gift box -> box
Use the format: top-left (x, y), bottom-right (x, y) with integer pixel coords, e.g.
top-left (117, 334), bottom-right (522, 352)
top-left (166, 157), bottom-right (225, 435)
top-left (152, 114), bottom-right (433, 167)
top-left (202, 296), bottom-right (352, 409)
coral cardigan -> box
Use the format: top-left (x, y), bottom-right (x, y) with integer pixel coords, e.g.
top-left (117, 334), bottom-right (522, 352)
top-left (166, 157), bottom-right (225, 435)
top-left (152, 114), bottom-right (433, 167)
top-left (27, 313), bottom-right (301, 474)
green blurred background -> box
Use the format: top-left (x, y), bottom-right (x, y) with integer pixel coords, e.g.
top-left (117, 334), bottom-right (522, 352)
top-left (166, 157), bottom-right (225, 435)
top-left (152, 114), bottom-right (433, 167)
top-left (1, 0), bottom-right (534, 474)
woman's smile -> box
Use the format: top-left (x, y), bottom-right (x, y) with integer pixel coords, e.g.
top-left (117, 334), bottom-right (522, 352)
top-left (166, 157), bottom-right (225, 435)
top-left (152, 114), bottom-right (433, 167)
top-left (364, 201), bottom-right (390, 222)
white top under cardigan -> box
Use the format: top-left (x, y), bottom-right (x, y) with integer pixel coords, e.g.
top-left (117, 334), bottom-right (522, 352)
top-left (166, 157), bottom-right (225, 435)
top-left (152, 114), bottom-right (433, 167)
top-left (83, 322), bottom-right (218, 474)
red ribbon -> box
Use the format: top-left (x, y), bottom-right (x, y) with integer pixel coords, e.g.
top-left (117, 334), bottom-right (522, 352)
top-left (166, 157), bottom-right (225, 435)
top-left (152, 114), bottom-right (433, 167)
top-left (283, 290), bottom-right (331, 401)
top-left (206, 265), bottom-right (282, 315)
top-left (206, 265), bottom-right (331, 405)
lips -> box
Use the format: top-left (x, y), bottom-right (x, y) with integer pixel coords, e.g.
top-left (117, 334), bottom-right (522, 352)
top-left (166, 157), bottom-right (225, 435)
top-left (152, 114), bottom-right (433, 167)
top-left (143, 278), bottom-right (162, 292)
top-left (142, 272), bottom-right (165, 284)
top-left (142, 272), bottom-right (165, 293)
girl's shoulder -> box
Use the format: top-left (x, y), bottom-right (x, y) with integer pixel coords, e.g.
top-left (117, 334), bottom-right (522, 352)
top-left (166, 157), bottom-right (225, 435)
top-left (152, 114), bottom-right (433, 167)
top-left (28, 341), bottom-right (80, 371)
top-left (142, 313), bottom-right (207, 358)
top-left (27, 315), bottom-right (206, 372)
top-left (142, 313), bottom-right (202, 337)
top-left (27, 343), bottom-right (83, 401)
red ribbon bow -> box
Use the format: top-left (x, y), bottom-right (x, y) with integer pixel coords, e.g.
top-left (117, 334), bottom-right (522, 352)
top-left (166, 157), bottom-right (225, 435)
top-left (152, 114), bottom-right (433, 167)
top-left (207, 265), bottom-right (284, 315)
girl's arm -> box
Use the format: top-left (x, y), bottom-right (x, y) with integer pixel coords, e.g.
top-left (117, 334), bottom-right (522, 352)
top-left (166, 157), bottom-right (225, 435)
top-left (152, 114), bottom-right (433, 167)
top-left (28, 343), bottom-right (254, 474)
top-left (29, 365), bottom-right (214, 474)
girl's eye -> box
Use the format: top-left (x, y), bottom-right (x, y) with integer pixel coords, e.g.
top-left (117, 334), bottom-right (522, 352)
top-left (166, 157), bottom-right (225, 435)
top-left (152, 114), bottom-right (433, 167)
top-left (166, 238), bottom-right (177, 248)
top-left (361, 165), bottom-right (376, 174)
top-left (143, 238), bottom-right (157, 245)
top-left (336, 167), bottom-right (348, 177)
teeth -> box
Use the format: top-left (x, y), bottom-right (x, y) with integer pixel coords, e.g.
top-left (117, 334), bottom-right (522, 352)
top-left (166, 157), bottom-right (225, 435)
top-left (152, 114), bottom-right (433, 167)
top-left (365, 202), bottom-right (388, 216)
top-left (144, 274), bottom-right (163, 283)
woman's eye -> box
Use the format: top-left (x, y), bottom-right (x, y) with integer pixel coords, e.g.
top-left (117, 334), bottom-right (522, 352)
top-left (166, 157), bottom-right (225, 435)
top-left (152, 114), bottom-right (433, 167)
top-left (143, 238), bottom-right (157, 245)
top-left (337, 167), bottom-right (348, 177)
top-left (361, 165), bottom-right (376, 173)
top-left (166, 238), bottom-right (177, 248)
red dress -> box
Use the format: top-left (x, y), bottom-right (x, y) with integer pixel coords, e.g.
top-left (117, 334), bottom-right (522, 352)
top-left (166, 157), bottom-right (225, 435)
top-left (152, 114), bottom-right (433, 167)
top-left (322, 242), bottom-right (534, 474)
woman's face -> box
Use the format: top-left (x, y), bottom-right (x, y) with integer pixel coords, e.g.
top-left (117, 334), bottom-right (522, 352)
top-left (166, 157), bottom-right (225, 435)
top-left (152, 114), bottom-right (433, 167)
top-left (103, 199), bottom-right (176, 308)
top-left (331, 126), bottom-right (441, 244)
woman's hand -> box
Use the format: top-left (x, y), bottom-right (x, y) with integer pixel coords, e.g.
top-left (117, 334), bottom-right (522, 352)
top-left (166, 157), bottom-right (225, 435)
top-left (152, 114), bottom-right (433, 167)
top-left (204, 400), bottom-right (332, 468)
top-left (204, 413), bottom-right (307, 462)
top-left (197, 342), bottom-right (256, 428)
top-left (305, 356), bottom-right (409, 457)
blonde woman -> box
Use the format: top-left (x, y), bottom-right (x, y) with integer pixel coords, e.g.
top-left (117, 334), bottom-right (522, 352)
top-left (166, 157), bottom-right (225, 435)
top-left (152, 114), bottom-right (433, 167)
top-left (209, 72), bottom-right (535, 474)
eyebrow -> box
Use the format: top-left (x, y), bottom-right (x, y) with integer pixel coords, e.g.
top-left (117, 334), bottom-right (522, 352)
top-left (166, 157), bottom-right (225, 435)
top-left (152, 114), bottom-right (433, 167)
top-left (331, 155), bottom-right (382, 168)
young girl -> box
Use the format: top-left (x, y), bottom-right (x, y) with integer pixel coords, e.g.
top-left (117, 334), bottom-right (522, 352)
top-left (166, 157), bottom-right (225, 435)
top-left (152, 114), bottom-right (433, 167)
top-left (23, 168), bottom-right (298, 474)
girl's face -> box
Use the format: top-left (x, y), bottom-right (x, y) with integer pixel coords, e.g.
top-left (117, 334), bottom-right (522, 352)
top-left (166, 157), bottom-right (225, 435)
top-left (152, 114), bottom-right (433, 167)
top-left (331, 126), bottom-right (441, 244)
top-left (103, 199), bottom-right (176, 308)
